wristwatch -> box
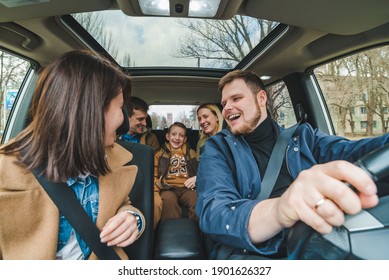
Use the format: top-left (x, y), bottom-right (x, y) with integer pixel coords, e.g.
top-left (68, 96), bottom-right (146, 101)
top-left (125, 210), bottom-right (144, 236)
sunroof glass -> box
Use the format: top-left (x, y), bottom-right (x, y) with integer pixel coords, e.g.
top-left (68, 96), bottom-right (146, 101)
top-left (72, 10), bottom-right (279, 69)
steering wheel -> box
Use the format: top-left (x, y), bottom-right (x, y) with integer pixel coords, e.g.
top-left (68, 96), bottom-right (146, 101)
top-left (287, 144), bottom-right (389, 259)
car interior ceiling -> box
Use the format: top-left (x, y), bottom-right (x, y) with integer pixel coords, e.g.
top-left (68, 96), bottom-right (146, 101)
top-left (0, 1), bottom-right (388, 81)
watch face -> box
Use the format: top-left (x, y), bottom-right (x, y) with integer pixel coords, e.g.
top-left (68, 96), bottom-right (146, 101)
top-left (126, 210), bottom-right (143, 234)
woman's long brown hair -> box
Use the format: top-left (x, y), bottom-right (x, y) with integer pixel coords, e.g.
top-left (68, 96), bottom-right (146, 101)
top-left (0, 50), bottom-right (131, 182)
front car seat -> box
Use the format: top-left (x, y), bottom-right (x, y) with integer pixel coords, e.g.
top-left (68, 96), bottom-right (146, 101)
top-left (117, 140), bottom-right (154, 259)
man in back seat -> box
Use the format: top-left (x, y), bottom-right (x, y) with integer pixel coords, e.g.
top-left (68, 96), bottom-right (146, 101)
top-left (120, 96), bottom-right (161, 229)
top-left (120, 96), bottom-right (160, 151)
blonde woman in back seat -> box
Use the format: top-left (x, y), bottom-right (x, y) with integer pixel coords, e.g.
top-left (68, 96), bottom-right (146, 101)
top-left (196, 103), bottom-right (223, 161)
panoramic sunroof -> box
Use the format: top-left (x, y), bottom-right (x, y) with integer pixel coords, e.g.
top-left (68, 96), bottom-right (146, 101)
top-left (71, 10), bottom-right (279, 69)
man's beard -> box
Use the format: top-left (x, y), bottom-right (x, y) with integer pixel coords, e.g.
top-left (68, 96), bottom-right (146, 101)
top-left (230, 101), bottom-right (262, 135)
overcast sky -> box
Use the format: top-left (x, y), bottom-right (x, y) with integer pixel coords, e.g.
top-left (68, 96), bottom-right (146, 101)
top-left (101, 11), bottom-right (198, 67)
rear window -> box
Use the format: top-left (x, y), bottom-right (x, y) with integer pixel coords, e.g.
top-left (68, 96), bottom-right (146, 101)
top-left (148, 80), bottom-right (297, 130)
top-left (149, 105), bottom-right (199, 129)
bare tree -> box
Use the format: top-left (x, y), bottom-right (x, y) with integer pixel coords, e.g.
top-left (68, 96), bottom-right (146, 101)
top-left (175, 16), bottom-right (286, 116)
top-left (266, 82), bottom-right (288, 118)
top-left (189, 106), bottom-right (199, 129)
top-left (315, 59), bottom-right (358, 136)
top-left (316, 46), bottom-right (389, 137)
top-left (353, 49), bottom-right (389, 136)
top-left (160, 116), bottom-right (168, 129)
top-left (0, 51), bottom-right (29, 132)
top-left (72, 12), bottom-right (134, 66)
top-left (176, 111), bottom-right (191, 128)
top-left (119, 53), bottom-right (135, 67)
top-left (175, 16), bottom-right (277, 68)
top-left (358, 48), bottom-right (389, 134)
top-left (150, 112), bottom-right (161, 129)
top-left (72, 12), bottom-right (105, 42)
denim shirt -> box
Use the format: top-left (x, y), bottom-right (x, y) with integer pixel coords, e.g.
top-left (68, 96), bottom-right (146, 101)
top-left (196, 122), bottom-right (389, 256)
top-left (121, 133), bottom-right (140, 143)
top-left (57, 174), bottom-right (99, 259)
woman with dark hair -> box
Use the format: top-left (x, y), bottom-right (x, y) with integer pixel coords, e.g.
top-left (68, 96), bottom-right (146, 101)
top-left (0, 50), bottom-right (144, 260)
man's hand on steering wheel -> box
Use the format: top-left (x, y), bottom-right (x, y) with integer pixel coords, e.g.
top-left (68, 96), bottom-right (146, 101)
top-left (277, 160), bottom-right (379, 234)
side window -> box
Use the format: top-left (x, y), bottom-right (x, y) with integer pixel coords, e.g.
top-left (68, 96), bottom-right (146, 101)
top-left (314, 45), bottom-right (389, 140)
top-left (266, 80), bottom-right (296, 128)
top-left (0, 50), bottom-right (30, 141)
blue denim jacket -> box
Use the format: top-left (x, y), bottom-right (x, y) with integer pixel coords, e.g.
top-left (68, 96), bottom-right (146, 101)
top-left (196, 122), bottom-right (389, 256)
top-left (57, 174), bottom-right (99, 259)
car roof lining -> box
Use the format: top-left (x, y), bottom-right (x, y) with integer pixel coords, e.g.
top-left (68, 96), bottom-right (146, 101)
top-left (245, 0), bottom-right (389, 36)
top-left (1, 0), bottom-right (388, 35)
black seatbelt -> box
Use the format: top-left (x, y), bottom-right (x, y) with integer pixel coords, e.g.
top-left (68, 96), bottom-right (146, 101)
top-left (32, 168), bottom-right (121, 260)
top-left (255, 119), bottom-right (302, 201)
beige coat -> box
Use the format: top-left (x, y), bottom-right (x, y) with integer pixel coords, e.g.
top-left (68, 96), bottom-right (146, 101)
top-left (0, 143), bottom-right (141, 260)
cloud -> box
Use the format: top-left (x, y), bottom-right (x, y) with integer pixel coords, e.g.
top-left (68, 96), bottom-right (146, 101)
top-left (101, 11), bottom-right (197, 67)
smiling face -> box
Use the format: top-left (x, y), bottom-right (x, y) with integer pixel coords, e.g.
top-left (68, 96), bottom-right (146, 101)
top-left (221, 78), bottom-right (267, 135)
top-left (166, 125), bottom-right (187, 149)
top-left (129, 109), bottom-right (147, 135)
top-left (104, 90), bottom-right (124, 146)
top-left (197, 107), bottom-right (219, 136)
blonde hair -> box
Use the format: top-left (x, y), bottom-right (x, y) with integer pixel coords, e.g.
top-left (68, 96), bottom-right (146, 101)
top-left (197, 103), bottom-right (223, 140)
